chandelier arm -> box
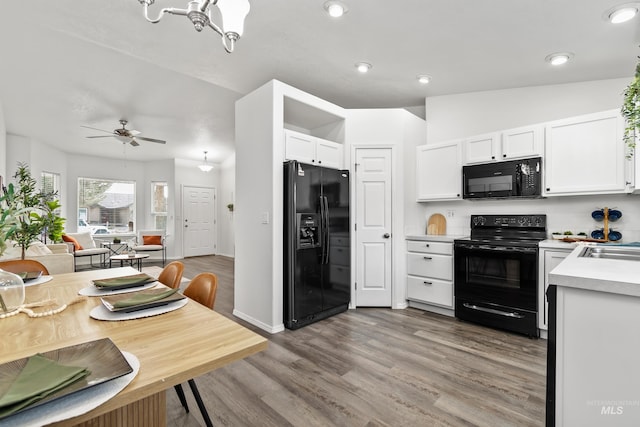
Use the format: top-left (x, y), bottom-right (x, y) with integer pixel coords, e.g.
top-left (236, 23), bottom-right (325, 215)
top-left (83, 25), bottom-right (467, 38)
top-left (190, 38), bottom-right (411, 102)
top-left (200, 0), bottom-right (213, 13)
top-left (142, 2), bottom-right (188, 24)
top-left (207, 20), bottom-right (224, 37)
top-left (222, 36), bottom-right (235, 54)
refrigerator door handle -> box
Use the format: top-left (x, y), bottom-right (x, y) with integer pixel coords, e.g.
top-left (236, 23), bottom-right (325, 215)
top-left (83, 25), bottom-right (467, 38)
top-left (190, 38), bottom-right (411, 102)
top-left (319, 195), bottom-right (327, 264)
top-left (323, 196), bottom-right (330, 265)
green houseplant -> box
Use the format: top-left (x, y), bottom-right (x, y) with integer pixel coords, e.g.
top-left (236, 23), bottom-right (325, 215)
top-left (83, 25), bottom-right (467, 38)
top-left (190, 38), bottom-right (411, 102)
top-left (622, 58), bottom-right (640, 154)
top-left (0, 164), bottom-right (65, 259)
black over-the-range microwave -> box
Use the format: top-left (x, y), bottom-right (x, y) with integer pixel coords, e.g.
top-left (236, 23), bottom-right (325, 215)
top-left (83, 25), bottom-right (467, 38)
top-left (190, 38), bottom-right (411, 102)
top-left (462, 156), bottom-right (542, 199)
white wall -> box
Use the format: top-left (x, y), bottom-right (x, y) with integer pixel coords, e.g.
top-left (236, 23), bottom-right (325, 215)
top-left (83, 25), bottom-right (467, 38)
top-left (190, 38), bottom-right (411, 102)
top-left (218, 154), bottom-right (235, 257)
top-left (0, 101), bottom-right (6, 180)
top-left (425, 78), bottom-right (629, 144)
top-left (412, 78), bottom-right (638, 239)
top-left (346, 108), bottom-right (426, 309)
top-left (6, 134), bottom-right (68, 219)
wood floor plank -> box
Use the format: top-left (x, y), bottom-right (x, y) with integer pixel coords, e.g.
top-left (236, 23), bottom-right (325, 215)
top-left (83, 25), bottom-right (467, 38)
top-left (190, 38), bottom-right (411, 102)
top-left (164, 255), bottom-right (546, 426)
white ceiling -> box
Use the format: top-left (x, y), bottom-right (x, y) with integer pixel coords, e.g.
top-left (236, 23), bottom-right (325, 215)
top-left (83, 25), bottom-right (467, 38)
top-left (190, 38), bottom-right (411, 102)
top-left (0, 0), bottom-right (638, 164)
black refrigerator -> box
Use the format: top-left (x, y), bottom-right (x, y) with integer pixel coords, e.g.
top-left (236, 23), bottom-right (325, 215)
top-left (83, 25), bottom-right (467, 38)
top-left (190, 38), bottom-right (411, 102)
top-left (284, 160), bottom-right (350, 330)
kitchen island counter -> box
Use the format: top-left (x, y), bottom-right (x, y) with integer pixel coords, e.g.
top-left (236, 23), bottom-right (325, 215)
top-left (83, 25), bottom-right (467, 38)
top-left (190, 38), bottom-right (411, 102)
top-left (549, 244), bottom-right (640, 298)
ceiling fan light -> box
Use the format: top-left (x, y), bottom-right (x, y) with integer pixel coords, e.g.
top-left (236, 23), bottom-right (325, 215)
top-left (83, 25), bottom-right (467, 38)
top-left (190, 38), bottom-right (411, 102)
top-left (609, 6), bottom-right (638, 23)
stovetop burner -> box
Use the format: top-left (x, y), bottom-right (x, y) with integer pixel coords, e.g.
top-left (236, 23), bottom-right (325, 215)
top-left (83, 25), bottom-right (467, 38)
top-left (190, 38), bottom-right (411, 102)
top-left (456, 214), bottom-right (547, 247)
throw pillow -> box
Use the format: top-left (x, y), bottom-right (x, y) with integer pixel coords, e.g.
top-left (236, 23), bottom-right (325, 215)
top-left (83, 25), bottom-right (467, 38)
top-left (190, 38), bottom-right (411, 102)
top-left (26, 241), bottom-right (54, 256)
top-left (62, 235), bottom-right (83, 251)
top-left (143, 235), bottom-right (162, 246)
top-left (72, 232), bottom-right (96, 249)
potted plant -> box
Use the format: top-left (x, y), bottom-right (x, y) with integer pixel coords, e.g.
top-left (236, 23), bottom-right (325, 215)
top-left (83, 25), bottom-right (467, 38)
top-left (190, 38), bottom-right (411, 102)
top-left (622, 58), bottom-right (640, 155)
top-left (0, 164), bottom-right (66, 258)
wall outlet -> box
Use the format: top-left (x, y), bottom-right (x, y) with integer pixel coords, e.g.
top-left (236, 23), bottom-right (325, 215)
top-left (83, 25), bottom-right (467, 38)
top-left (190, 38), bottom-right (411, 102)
top-left (447, 210), bottom-right (455, 218)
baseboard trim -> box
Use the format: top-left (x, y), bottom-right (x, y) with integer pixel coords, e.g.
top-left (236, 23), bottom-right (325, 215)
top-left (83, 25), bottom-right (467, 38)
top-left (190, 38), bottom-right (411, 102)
top-left (232, 309), bottom-right (285, 334)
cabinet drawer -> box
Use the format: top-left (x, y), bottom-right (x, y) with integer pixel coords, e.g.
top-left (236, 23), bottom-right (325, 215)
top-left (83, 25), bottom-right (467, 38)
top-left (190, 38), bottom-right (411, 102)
top-left (407, 275), bottom-right (453, 307)
top-left (329, 264), bottom-right (350, 286)
top-left (406, 240), bottom-right (452, 255)
top-left (407, 253), bottom-right (452, 280)
top-left (329, 246), bottom-right (350, 266)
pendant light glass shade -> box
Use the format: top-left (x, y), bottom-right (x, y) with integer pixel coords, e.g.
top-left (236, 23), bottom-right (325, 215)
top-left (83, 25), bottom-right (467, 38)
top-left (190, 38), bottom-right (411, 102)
top-left (198, 151), bottom-right (214, 172)
top-left (217, 0), bottom-right (251, 36)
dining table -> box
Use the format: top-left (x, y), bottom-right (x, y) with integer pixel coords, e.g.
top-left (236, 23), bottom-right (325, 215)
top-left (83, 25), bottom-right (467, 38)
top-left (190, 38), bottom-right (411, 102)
top-left (0, 267), bottom-right (268, 426)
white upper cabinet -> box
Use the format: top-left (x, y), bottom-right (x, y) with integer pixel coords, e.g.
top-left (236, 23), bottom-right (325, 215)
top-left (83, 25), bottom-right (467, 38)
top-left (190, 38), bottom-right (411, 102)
top-left (416, 140), bottom-right (463, 201)
top-left (463, 133), bottom-right (500, 164)
top-left (284, 129), bottom-right (343, 169)
top-left (502, 125), bottom-right (543, 160)
top-left (544, 110), bottom-right (625, 196)
top-left (463, 126), bottom-right (542, 164)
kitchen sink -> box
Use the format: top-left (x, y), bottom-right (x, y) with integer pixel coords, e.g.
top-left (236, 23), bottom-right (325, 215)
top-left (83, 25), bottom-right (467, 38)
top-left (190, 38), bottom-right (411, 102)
top-left (579, 246), bottom-right (640, 261)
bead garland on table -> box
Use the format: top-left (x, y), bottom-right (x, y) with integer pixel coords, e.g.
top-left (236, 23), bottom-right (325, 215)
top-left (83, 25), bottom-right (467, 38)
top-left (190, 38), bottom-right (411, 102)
top-left (0, 296), bottom-right (86, 319)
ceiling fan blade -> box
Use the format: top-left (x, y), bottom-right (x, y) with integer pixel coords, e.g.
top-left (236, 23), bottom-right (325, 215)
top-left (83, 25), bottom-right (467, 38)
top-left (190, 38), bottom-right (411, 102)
top-left (137, 136), bottom-right (167, 144)
top-left (81, 125), bottom-right (114, 134)
top-left (130, 139), bottom-right (140, 147)
top-left (86, 135), bottom-right (116, 139)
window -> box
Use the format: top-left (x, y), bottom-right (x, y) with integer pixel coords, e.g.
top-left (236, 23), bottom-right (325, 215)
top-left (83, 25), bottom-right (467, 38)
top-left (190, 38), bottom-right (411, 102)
top-left (151, 182), bottom-right (168, 231)
top-left (78, 178), bottom-right (136, 234)
top-left (41, 171), bottom-right (60, 199)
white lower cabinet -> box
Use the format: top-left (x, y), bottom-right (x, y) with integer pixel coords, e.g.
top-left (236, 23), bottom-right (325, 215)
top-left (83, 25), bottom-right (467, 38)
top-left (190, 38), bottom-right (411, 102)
top-left (406, 239), bottom-right (454, 314)
top-left (538, 247), bottom-right (572, 332)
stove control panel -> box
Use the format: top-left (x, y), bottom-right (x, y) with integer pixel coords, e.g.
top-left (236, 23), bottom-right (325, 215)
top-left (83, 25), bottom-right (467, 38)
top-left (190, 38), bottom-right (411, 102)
top-left (471, 215), bottom-right (546, 229)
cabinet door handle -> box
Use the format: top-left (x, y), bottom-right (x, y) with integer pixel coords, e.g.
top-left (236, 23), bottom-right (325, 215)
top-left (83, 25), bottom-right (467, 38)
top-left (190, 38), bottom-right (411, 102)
top-left (423, 256), bottom-right (432, 260)
top-left (425, 244), bottom-right (430, 247)
top-left (423, 281), bottom-right (432, 285)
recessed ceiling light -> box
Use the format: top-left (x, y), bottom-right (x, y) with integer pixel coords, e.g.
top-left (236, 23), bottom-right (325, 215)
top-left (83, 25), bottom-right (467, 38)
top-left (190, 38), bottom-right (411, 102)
top-left (609, 6), bottom-right (638, 23)
top-left (417, 75), bottom-right (432, 84)
top-left (545, 52), bottom-right (573, 66)
top-left (324, 1), bottom-right (348, 18)
top-left (355, 62), bottom-right (372, 73)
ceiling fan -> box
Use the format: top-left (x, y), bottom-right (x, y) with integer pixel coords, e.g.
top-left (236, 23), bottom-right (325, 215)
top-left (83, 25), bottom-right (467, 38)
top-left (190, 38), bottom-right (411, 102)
top-left (81, 119), bottom-right (166, 146)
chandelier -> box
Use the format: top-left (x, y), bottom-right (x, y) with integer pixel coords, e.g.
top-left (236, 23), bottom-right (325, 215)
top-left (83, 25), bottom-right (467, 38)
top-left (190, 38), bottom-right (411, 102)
top-left (198, 151), bottom-right (214, 172)
top-left (137, 0), bottom-right (251, 53)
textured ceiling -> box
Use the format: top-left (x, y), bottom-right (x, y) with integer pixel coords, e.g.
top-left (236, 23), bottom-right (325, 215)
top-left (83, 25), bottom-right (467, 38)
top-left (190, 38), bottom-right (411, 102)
top-left (0, 0), bottom-right (638, 163)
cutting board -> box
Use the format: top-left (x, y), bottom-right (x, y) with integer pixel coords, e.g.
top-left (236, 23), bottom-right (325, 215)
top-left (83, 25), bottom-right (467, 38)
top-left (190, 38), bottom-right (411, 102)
top-left (427, 213), bottom-right (446, 235)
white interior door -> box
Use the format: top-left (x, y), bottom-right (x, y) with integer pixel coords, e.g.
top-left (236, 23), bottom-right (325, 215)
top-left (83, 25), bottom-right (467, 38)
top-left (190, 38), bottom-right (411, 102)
top-left (355, 148), bottom-right (392, 306)
top-left (183, 186), bottom-right (216, 257)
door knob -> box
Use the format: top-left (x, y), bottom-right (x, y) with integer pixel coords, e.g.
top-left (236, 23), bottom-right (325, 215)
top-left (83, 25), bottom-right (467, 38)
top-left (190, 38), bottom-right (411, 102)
top-left (184, 225), bottom-right (189, 228)
top-left (383, 233), bottom-right (390, 238)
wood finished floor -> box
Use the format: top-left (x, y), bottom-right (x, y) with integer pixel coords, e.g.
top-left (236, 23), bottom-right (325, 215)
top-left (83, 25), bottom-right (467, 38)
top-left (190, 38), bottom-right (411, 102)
top-left (166, 255), bottom-right (547, 427)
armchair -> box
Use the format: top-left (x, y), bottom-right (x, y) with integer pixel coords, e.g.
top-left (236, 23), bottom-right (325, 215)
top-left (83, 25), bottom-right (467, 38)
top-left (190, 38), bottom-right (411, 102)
top-left (62, 232), bottom-right (110, 271)
top-left (131, 230), bottom-right (166, 266)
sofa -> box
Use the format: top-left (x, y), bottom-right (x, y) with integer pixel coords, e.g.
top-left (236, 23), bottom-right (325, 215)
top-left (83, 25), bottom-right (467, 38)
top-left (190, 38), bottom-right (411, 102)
top-left (0, 241), bottom-right (74, 274)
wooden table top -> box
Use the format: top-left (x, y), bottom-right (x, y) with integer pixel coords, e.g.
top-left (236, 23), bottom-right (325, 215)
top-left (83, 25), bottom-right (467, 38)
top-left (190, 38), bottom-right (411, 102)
top-left (0, 267), bottom-right (268, 425)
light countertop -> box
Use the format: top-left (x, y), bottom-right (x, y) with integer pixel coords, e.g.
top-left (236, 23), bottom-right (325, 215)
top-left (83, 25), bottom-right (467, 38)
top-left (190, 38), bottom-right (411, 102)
top-left (406, 234), bottom-right (468, 243)
top-left (549, 245), bottom-right (640, 298)
top-left (539, 239), bottom-right (581, 250)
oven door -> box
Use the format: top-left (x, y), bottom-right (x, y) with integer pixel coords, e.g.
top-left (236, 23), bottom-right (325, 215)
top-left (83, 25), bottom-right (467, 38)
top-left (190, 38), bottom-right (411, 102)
top-left (454, 242), bottom-right (539, 336)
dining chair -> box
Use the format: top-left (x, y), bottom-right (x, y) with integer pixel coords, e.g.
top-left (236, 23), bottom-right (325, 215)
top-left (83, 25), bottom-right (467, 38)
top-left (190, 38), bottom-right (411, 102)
top-left (174, 273), bottom-right (219, 427)
top-left (0, 259), bottom-right (50, 275)
top-left (156, 261), bottom-right (184, 289)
